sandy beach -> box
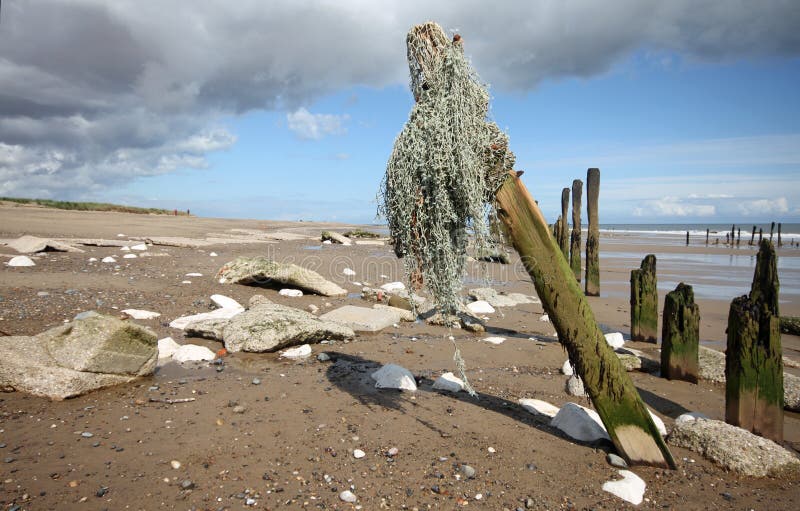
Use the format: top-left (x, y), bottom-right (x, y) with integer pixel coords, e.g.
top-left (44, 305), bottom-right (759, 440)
top-left (1, 203), bottom-right (799, 510)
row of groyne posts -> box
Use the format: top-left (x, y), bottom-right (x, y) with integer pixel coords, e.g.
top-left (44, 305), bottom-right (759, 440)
top-left (550, 168), bottom-right (795, 444)
top-left (688, 222), bottom-right (797, 248)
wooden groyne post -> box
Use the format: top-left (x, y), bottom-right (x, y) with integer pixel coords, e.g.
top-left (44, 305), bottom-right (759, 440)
top-left (750, 226), bottom-right (756, 246)
top-left (769, 221), bottom-right (775, 242)
top-left (661, 283), bottom-right (700, 383)
top-left (777, 223), bottom-right (782, 247)
top-left (585, 168), bottom-right (600, 296)
top-left (570, 179), bottom-right (583, 282)
top-left (631, 254), bottom-right (658, 343)
top-left (705, 228), bottom-right (709, 245)
top-left (559, 187), bottom-right (570, 258)
top-left (725, 239), bottom-right (783, 442)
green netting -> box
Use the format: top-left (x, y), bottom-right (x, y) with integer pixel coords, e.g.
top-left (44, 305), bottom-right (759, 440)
top-left (379, 25), bottom-right (515, 316)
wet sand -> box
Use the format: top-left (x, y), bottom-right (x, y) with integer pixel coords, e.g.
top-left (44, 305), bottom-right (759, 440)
top-left (1, 203), bottom-right (799, 510)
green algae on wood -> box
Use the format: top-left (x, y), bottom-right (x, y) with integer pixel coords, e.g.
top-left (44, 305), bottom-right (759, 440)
top-left (630, 254), bottom-right (658, 343)
top-left (495, 171), bottom-right (675, 469)
top-left (661, 283), bottom-right (700, 383)
top-left (559, 187), bottom-right (570, 258)
top-left (725, 239), bottom-right (784, 442)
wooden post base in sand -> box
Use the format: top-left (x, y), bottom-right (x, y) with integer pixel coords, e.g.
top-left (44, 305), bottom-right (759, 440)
top-left (631, 255), bottom-right (658, 343)
top-left (725, 240), bottom-right (783, 442)
top-left (661, 283), bottom-right (699, 383)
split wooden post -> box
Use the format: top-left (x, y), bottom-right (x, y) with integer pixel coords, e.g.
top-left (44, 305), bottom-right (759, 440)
top-left (585, 168), bottom-right (600, 296)
top-left (495, 171), bottom-right (675, 468)
top-left (559, 187), bottom-right (570, 257)
top-left (725, 239), bottom-right (783, 442)
top-left (630, 255), bottom-right (658, 343)
top-left (570, 179), bottom-right (583, 282)
top-left (750, 225), bottom-right (756, 246)
top-left (661, 283), bottom-right (700, 383)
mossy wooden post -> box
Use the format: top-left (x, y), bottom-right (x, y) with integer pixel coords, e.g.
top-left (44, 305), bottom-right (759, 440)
top-left (661, 283), bottom-right (699, 383)
top-left (553, 215), bottom-right (561, 240)
top-left (769, 221), bottom-right (775, 242)
top-left (730, 224), bottom-right (735, 246)
top-left (750, 225), bottom-right (756, 246)
top-left (585, 168), bottom-right (600, 296)
top-left (570, 179), bottom-right (583, 282)
top-left (725, 239), bottom-right (783, 442)
top-left (559, 187), bottom-right (570, 258)
top-left (495, 171), bottom-right (675, 468)
top-left (630, 255), bottom-right (658, 343)
top-left (737, 228), bottom-right (741, 247)
top-left (705, 228), bottom-right (709, 245)
top-left (685, 231), bottom-right (689, 246)
top-left (778, 223), bottom-right (782, 247)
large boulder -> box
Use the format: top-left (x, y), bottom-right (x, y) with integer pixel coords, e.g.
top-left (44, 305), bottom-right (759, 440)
top-left (41, 315), bottom-right (157, 375)
top-left (0, 315), bottom-right (157, 400)
top-left (220, 297), bottom-right (354, 353)
top-left (668, 417), bottom-right (800, 477)
top-left (7, 235), bottom-right (83, 253)
top-left (216, 256), bottom-right (346, 296)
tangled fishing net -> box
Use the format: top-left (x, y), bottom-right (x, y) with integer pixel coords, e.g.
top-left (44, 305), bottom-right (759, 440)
top-left (379, 22), bottom-right (515, 316)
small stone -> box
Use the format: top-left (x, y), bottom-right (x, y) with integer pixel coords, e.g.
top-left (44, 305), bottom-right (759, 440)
top-left (387, 447), bottom-right (399, 457)
top-left (95, 486), bottom-right (109, 497)
top-left (252, 378), bottom-right (261, 385)
top-left (607, 453), bottom-right (628, 468)
top-left (246, 498), bottom-right (256, 506)
top-left (317, 352), bottom-right (331, 362)
top-left (233, 405), bottom-right (246, 414)
top-left (566, 374), bottom-right (585, 397)
top-left (180, 479), bottom-right (195, 490)
top-left (461, 465), bottom-right (476, 479)
top-left (339, 490), bottom-right (357, 503)
top-left (353, 449), bottom-right (366, 459)
top-left (81, 432), bottom-right (94, 438)
top-left (170, 460), bottom-right (181, 470)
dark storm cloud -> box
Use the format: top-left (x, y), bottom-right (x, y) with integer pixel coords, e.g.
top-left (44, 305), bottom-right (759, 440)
top-left (1, 0), bottom-right (798, 198)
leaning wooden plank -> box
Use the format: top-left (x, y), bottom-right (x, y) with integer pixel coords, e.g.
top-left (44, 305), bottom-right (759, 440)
top-left (495, 170), bottom-right (675, 468)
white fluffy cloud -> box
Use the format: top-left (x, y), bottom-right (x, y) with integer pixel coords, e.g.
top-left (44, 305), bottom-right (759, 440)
top-left (633, 196), bottom-right (716, 217)
top-left (738, 197), bottom-right (789, 216)
top-left (1, 0), bottom-right (798, 198)
top-left (287, 108), bottom-right (349, 140)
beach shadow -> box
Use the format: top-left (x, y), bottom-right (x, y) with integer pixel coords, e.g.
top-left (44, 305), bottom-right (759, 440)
top-left (635, 387), bottom-right (691, 419)
top-left (324, 352), bottom-right (614, 450)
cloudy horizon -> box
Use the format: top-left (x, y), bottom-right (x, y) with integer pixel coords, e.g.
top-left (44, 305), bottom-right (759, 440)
top-left (1, 0), bottom-right (799, 224)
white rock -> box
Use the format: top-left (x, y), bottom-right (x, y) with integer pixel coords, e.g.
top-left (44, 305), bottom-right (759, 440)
top-left (172, 344), bottom-right (216, 362)
top-left (371, 363), bottom-right (417, 391)
top-left (649, 410), bottom-right (667, 436)
top-left (169, 307), bottom-right (243, 330)
top-left (209, 252), bottom-right (218, 257)
top-left (466, 300), bottom-right (495, 314)
top-left (170, 460), bottom-right (181, 469)
top-left (181, 280), bottom-right (192, 284)
top-left (117, 233), bottom-right (126, 237)
top-left (130, 243), bottom-right (147, 251)
top-left (432, 372), bottom-right (465, 393)
top-left (380, 281), bottom-right (406, 293)
top-left (343, 268), bottom-right (356, 276)
top-left (280, 344), bottom-right (312, 359)
top-left (482, 336), bottom-right (505, 345)
top-left (157, 337), bottom-right (181, 359)
top-left (101, 256), bottom-right (116, 263)
top-left (602, 470), bottom-right (646, 505)
top-left (566, 374), bottom-right (586, 396)
top-left (322, 240), bottom-right (332, 244)
top-left (550, 402), bottom-right (610, 442)
top-left (122, 309), bottom-right (161, 320)
top-left (352, 281), bottom-right (362, 286)
top-left (605, 332), bottom-right (625, 349)
top-left (339, 490), bottom-right (357, 503)
top-left (561, 359), bottom-right (574, 375)
top-left (185, 272), bottom-right (203, 277)
top-left (120, 246), bottom-right (131, 251)
top-left (675, 411), bottom-right (709, 424)
top-left (539, 313), bottom-right (550, 322)
top-left (123, 253), bottom-right (138, 259)
top-left (88, 257), bottom-right (98, 262)
top-left (8, 256), bottom-right (35, 267)
top-left (279, 288), bottom-right (304, 297)
top-left (519, 398), bottom-right (560, 418)
top-left (352, 449), bottom-right (365, 459)
top-left (210, 294), bottom-right (243, 310)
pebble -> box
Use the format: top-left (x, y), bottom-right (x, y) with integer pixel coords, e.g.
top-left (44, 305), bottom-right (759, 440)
top-left (353, 449), bottom-right (366, 459)
top-left (461, 464), bottom-right (476, 479)
top-left (488, 446), bottom-right (496, 453)
top-left (81, 432), bottom-right (94, 438)
top-left (607, 453), bottom-right (628, 468)
top-left (96, 486), bottom-right (109, 497)
top-left (180, 479), bottom-right (195, 490)
top-left (387, 447), bottom-right (399, 457)
top-left (339, 490), bottom-right (357, 503)
top-left (252, 378), bottom-right (261, 385)
top-left (317, 353), bottom-right (331, 362)
top-left (233, 405), bottom-right (246, 414)
top-left (170, 460), bottom-right (181, 469)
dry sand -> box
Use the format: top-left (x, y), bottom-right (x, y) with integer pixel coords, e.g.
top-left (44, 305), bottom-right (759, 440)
top-left (0, 203), bottom-right (798, 510)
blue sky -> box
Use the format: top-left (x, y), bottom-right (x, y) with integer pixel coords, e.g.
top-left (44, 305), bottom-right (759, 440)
top-left (2, 1), bottom-right (799, 225)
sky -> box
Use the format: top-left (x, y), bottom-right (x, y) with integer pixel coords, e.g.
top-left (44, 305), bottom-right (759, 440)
top-left (1, 0), bottom-right (799, 225)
